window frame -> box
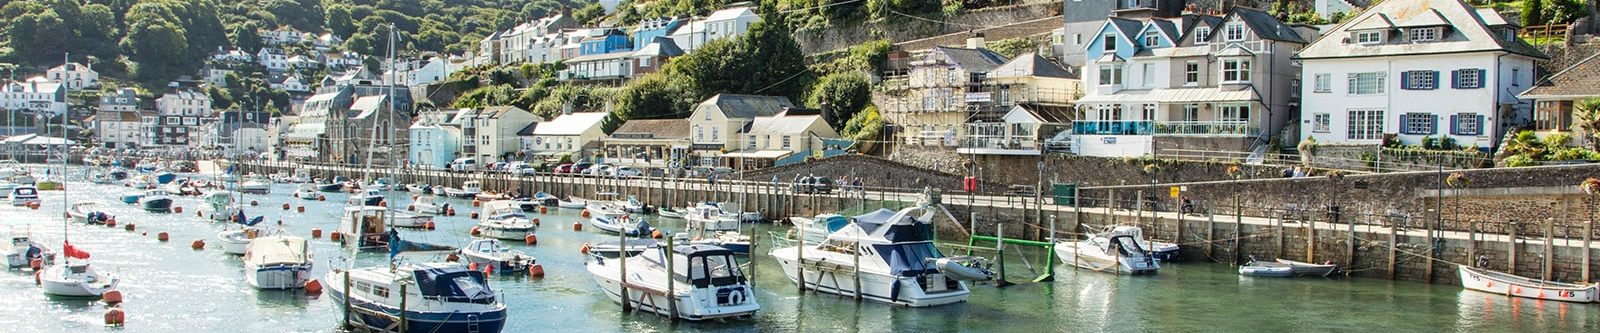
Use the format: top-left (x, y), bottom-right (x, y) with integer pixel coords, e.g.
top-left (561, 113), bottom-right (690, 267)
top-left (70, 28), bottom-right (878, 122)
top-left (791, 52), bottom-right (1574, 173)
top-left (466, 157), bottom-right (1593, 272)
top-left (1184, 61), bottom-right (1199, 85)
top-left (1312, 113), bottom-right (1331, 133)
top-left (1221, 58), bottom-right (1251, 83)
top-left (1313, 73), bottom-right (1331, 93)
top-left (1103, 33), bottom-right (1118, 52)
top-left (1346, 109), bottom-right (1385, 141)
top-left (1144, 31), bottom-right (1160, 47)
top-left (1355, 31), bottom-right (1382, 44)
top-left (1347, 72), bottom-right (1387, 95)
top-left (1194, 27), bottom-right (1211, 44)
top-left (1408, 27), bottom-right (1438, 42)
top-left (1224, 23), bottom-right (1245, 42)
top-left (1098, 64), bottom-right (1124, 86)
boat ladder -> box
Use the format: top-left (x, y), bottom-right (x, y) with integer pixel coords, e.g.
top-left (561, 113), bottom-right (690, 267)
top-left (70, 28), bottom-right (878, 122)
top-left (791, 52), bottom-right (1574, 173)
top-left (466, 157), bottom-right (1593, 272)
top-left (466, 314), bottom-right (479, 333)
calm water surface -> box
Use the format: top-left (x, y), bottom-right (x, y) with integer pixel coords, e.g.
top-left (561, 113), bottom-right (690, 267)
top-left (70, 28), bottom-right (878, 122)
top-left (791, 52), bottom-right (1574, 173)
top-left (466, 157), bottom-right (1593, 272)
top-left (2, 171), bottom-right (1597, 332)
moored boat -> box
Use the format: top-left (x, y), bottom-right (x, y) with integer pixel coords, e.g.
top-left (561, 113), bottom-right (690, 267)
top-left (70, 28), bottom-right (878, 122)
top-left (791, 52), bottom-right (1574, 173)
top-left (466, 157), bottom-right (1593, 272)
top-left (410, 195), bottom-right (449, 215)
top-left (5, 236), bottom-right (56, 269)
top-left (138, 189), bottom-right (174, 213)
top-left (67, 202), bottom-right (113, 225)
top-left (295, 185), bottom-right (325, 201)
top-left (243, 234), bottom-right (314, 290)
top-left (1458, 265), bottom-right (1599, 303)
top-left (587, 244), bottom-right (759, 321)
top-left (475, 201), bottom-right (536, 241)
top-left (1053, 226), bottom-right (1160, 275)
top-left (458, 238), bottom-right (535, 275)
top-left (9, 185), bottom-right (39, 206)
top-left (326, 263), bottom-right (508, 333)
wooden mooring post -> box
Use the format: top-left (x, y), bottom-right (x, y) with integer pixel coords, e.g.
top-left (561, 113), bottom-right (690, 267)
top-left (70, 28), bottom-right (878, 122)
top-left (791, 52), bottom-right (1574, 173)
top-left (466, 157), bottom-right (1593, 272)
top-left (1388, 218), bottom-right (1398, 280)
top-left (1509, 221), bottom-right (1519, 275)
top-left (1545, 218), bottom-right (1555, 280)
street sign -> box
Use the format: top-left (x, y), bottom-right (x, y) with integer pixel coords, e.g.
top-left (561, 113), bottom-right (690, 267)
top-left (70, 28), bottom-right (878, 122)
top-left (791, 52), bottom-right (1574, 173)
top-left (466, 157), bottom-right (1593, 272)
top-left (1169, 186), bottom-right (1181, 198)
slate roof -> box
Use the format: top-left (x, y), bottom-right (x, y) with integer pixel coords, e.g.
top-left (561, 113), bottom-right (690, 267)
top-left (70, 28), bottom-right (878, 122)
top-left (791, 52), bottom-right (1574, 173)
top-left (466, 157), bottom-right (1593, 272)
top-left (1232, 7), bottom-right (1307, 43)
top-left (1108, 17), bottom-right (1145, 41)
top-left (611, 119), bottom-right (689, 139)
top-left (1297, 0), bottom-right (1546, 60)
top-left (932, 46), bottom-right (1007, 73)
top-left (1011, 104), bottom-right (1076, 124)
top-left (517, 123), bottom-right (538, 136)
top-left (1521, 52), bottom-right (1600, 99)
top-left (1150, 19), bottom-right (1180, 42)
top-left (633, 37), bottom-right (684, 57)
top-left (989, 53), bottom-right (1074, 79)
top-left (531, 112), bottom-right (607, 135)
top-left (479, 106), bottom-right (528, 119)
top-left (699, 94), bottom-right (795, 119)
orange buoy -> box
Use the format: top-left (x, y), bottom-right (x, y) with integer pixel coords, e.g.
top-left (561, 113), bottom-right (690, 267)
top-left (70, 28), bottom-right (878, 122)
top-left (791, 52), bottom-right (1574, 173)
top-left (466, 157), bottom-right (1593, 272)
top-left (470, 227), bottom-right (481, 236)
top-left (282, 203), bottom-right (290, 210)
top-left (651, 230), bottom-right (664, 239)
top-left (102, 290), bottom-right (124, 305)
top-left (157, 232), bottom-right (169, 242)
top-left (532, 218), bottom-right (541, 227)
top-left (28, 202), bottom-right (39, 210)
top-left (303, 279), bottom-right (323, 295)
top-left (191, 239), bottom-right (206, 250)
top-left (318, 196), bottom-right (326, 201)
top-left (579, 243), bottom-right (592, 254)
top-left (174, 206), bottom-right (183, 213)
top-left (104, 307), bottom-right (125, 326)
top-left (470, 212), bottom-right (479, 219)
top-left (528, 264), bottom-right (545, 278)
top-left (124, 223), bottom-right (135, 231)
top-left (581, 210), bottom-right (590, 218)
top-left (524, 234), bottom-right (538, 246)
top-left (412, 195), bottom-right (418, 200)
top-left (297, 206), bottom-right (306, 213)
top-left (250, 200), bottom-right (259, 206)
top-left (473, 199), bottom-right (481, 207)
top-left (424, 221), bottom-right (436, 230)
top-left (196, 210), bottom-right (203, 218)
top-left (105, 218), bottom-right (116, 227)
top-left (540, 206), bottom-right (548, 214)
top-left (330, 232), bottom-right (343, 242)
top-left (34, 270), bottom-right (41, 285)
top-left (483, 264), bottom-right (494, 275)
top-left (407, 205), bottom-right (415, 211)
top-left (447, 207), bottom-right (457, 216)
top-left (468, 262), bottom-right (479, 271)
top-left (311, 228), bottom-right (323, 239)
top-left (572, 222), bottom-right (583, 231)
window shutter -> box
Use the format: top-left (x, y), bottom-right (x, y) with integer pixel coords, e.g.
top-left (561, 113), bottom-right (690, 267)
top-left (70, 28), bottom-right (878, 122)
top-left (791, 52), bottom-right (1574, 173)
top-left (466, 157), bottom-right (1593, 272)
top-left (1475, 114), bottom-right (1486, 135)
top-left (1449, 114), bottom-right (1459, 135)
top-left (1429, 114), bottom-right (1439, 134)
top-left (1450, 70), bottom-right (1460, 89)
top-left (1399, 71), bottom-right (1412, 90)
top-left (1475, 69), bottom-right (1486, 88)
top-left (1399, 113), bottom-right (1412, 134)
top-left (1429, 71), bottom-right (1440, 90)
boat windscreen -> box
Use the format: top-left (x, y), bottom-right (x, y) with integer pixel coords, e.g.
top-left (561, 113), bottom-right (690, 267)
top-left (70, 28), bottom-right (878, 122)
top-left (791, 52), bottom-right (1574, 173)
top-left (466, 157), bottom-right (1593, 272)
top-left (414, 269), bottom-right (496, 304)
top-left (874, 242), bottom-right (943, 276)
top-left (1109, 236), bottom-right (1149, 258)
top-left (688, 254), bottom-right (744, 288)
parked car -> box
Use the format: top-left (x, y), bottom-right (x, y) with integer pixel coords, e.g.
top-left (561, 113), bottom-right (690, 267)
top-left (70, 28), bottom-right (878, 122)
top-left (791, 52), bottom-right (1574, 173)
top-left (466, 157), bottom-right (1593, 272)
top-left (572, 162), bottom-right (595, 174)
top-left (792, 176), bottom-right (834, 194)
top-left (505, 162), bottom-right (529, 172)
top-left (555, 163), bottom-right (575, 174)
top-left (588, 164), bottom-right (614, 177)
top-left (612, 166), bottom-right (643, 177)
top-left (516, 167), bottom-right (539, 176)
top-left (488, 162), bottom-right (507, 172)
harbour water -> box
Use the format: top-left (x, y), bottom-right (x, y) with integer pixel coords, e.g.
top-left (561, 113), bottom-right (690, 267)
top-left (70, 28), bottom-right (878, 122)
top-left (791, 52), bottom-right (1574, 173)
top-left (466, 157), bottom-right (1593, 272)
top-left (3, 172), bottom-right (1598, 332)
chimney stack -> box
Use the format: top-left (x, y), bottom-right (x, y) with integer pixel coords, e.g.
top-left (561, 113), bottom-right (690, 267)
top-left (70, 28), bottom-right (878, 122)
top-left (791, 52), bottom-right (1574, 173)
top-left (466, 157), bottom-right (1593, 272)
top-left (821, 101), bottom-right (834, 128)
top-left (966, 32), bottom-right (986, 49)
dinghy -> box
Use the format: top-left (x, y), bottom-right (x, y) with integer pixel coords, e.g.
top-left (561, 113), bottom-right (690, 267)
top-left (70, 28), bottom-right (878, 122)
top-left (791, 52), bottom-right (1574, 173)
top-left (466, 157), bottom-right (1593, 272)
top-left (1458, 265), bottom-right (1599, 303)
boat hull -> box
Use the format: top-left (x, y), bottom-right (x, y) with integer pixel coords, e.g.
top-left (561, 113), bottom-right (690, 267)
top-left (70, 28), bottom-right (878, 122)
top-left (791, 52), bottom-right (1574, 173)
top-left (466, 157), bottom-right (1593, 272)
top-left (140, 197), bottom-right (173, 213)
top-left (587, 263), bottom-right (759, 320)
top-left (245, 264), bottom-right (312, 290)
top-left (477, 225), bottom-right (535, 240)
top-left (1458, 265), bottom-right (1599, 303)
top-left (327, 287), bottom-right (508, 333)
top-left (771, 250), bottom-right (969, 307)
top-left (1053, 242), bottom-right (1159, 275)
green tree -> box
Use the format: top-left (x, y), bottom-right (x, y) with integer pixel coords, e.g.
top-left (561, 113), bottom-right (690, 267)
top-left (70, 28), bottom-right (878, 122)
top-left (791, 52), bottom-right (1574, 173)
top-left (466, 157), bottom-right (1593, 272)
top-left (806, 71), bottom-right (872, 129)
top-left (231, 23), bottom-right (262, 51)
top-left (122, 19), bottom-right (189, 82)
top-left (326, 5), bottom-right (356, 37)
top-left (1572, 98), bottom-right (1600, 151)
top-left (1522, 0), bottom-right (1545, 26)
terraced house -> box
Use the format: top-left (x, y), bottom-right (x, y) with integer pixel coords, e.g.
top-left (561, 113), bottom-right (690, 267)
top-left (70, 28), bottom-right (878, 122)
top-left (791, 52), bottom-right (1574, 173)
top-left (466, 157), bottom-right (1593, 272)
top-left (1073, 8), bottom-right (1315, 157)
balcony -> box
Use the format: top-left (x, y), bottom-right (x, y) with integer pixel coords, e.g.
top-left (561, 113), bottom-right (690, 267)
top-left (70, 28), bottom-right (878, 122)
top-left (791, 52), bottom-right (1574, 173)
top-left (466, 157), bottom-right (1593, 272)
top-left (1071, 120), bottom-right (1258, 136)
top-left (1073, 121), bottom-right (1153, 135)
top-left (957, 135), bottom-right (1040, 155)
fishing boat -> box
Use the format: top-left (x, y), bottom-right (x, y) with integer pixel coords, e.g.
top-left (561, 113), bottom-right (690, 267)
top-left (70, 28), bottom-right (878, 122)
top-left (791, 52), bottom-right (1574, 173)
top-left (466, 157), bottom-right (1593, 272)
top-left (5, 235), bottom-right (55, 269)
top-left (1458, 265), bottom-right (1599, 303)
top-left (327, 263), bottom-right (508, 333)
top-left (243, 234), bottom-right (314, 289)
top-left (586, 244), bottom-right (760, 321)
top-left (216, 213), bottom-right (267, 255)
top-left (10, 185), bottom-right (39, 206)
top-left (458, 238), bottom-right (535, 275)
top-left (107, 168), bottom-right (129, 181)
top-left (367, 178), bottom-right (395, 191)
top-left (1093, 225), bottom-right (1180, 261)
top-left (475, 201), bottom-right (536, 241)
top-left (239, 176), bottom-right (272, 194)
top-left (770, 196), bottom-right (987, 307)
top-left (411, 196), bottom-right (449, 215)
top-left (684, 202), bottom-right (741, 231)
top-left (337, 206), bottom-right (391, 250)
top-left (295, 184), bottom-right (325, 201)
top-left (1238, 257), bottom-right (1339, 277)
top-left (67, 202), bottom-right (113, 225)
top-left (444, 181), bottom-right (481, 198)
top-left (1053, 226), bottom-right (1160, 275)
top-left (138, 189), bottom-right (174, 213)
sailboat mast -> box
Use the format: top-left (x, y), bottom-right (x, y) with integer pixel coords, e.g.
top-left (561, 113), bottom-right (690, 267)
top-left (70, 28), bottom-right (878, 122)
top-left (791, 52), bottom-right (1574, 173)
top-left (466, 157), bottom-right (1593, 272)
top-left (60, 52), bottom-right (69, 261)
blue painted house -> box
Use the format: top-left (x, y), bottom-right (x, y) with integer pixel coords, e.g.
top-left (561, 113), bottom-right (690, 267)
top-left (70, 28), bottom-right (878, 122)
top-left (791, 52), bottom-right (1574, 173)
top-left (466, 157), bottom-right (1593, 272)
top-left (579, 28), bottom-right (631, 56)
top-left (632, 17), bottom-right (683, 51)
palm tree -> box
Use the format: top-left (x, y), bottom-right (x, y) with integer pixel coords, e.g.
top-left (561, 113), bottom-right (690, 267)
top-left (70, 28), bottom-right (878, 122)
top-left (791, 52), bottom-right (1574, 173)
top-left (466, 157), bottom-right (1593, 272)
top-left (1575, 98), bottom-right (1600, 151)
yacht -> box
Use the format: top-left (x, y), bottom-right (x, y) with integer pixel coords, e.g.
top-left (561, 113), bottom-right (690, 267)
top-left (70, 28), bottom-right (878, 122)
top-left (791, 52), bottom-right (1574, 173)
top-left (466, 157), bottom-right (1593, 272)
top-left (770, 198), bottom-right (987, 307)
top-left (138, 189), bottom-right (174, 213)
top-left (476, 201), bottom-right (536, 241)
top-left (459, 238), bottom-right (535, 275)
top-left (327, 263), bottom-right (507, 333)
top-left (586, 244), bottom-right (759, 321)
top-left (1053, 226), bottom-right (1160, 275)
top-left (243, 234), bottom-right (314, 289)
top-left (5, 236), bottom-right (55, 269)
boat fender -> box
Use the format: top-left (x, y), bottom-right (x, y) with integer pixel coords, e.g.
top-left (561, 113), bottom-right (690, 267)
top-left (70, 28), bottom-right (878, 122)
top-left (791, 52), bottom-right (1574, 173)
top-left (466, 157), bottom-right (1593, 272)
top-left (889, 279), bottom-right (900, 303)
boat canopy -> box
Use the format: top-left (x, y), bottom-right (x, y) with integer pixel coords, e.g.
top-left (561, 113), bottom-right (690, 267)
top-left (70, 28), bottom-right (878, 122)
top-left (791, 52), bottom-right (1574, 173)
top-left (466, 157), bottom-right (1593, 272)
top-left (874, 242), bottom-right (942, 276)
top-left (853, 208), bottom-right (932, 243)
top-left (412, 265), bottom-right (496, 304)
top-left (248, 236), bottom-right (309, 265)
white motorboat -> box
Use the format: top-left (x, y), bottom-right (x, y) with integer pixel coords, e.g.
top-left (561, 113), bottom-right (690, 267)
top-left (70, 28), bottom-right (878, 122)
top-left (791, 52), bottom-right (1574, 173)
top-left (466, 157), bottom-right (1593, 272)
top-left (657, 207), bottom-right (686, 219)
top-left (41, 260), bottom-right (118, 298)
top-left (295, 184), bottom-right (325, 201)
top-left (327, 263), bottom-right (507, 333)
top-left (202, 192), bottom-right (245, 222)
top-left (588, 239), bottom-right (657, 259)
top-left (1093, 225), bottom-right (1180, 261)
top-left (444, 181), bottom-right (481, 198)
top-left (389, 210), bottom-right (432, 228)
top-left (476, 201), bottom-right (536, 241)
top-left (588, 203), bottom-right (652, 236)
top-left (67, 202), bottom-right (113, 225)
top-left (350, 188), bottom-right (386, 207)
top-left (770, 198), bottom-right (984, 307)
top-left (243, 234), bottom-right (313, 289)
top-left (1237, 257), bottom-right (1338, 277)
top-left (5, 236), bottom-right (55, 269)
top-left (684, 202), bottom-right (742, 231)
top-left (615, 195), bottom-right (649, 213)
top-left (410, 195), bottom-right (449, 215)
top-left (459, 238), bottom-right (535, 275)
top-left (1054, 226), bottom-right (1160, 275)
top-left (557, 197), bottom-right (586, 209)
top-left (786, 214), bottom-right (849, 246)
top-left (430, 186), bottom-right (447, 196)
top-left (138, 189), bottom-right (174, 213)
top-left (239, 177), bottom-right (272, 194)
top-left (9, 185), bottom-right (39, 206)
top-left (1458, 265), bottom-right (1599, 303)
top-left (685, 231), bottom-right (752, 254)
top-left (405, 183), bottom-right (431, 193)
top-left (287, 168), bottom-right (311, 183)
top-left (587, 244), bottom-right (759, 321)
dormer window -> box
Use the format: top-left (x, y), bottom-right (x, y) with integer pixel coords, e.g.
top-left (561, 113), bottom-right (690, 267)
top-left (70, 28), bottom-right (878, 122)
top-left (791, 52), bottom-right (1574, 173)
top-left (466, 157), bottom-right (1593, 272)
top-left (1408, 27), bottom-right (1439, 42)
top-left (1224, 23), bottom-right (1245, 42)
top-left (1103, 34), bottom-right (1117, 52)
top-left (1144, 31), bottom-right (1160, 47)
top-left (1195, 27), bottom-right (1211, 44)
top-left (1355, 31), bottom-right (1382, 44)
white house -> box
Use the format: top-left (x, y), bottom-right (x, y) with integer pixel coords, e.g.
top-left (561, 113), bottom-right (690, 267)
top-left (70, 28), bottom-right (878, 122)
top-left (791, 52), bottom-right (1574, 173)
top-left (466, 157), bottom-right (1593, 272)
top-left (46, 62), bottom-right (98, 90)
top-left (408, 108), bottom-right (462, 169)
top-left (669, 6), bottom-right (761, 52)
top-left (0, 78), bottom-right (67, 116)
top-left (276, 73), bottom-right (309, 93)
top-left (151, 90), bottom-right (212, 147)
top-left (1297, 0), bottom-right (1543, 150)
top-left (523, 111), bottom-right (608, 158)
top-left (258, 48), bottom-right (289, 71)
top-left (1314, 0), bottom-right (1368, 20)
top-left (95, 88), bottom-right (142, 148)
top-left (726, 108), bottom-right (841, 168)
top-left (461, 106), bottom-right (538, 164)
top-left (260, 26), bottom-right (307, 45)
top-left (384, 56), bottom-right (450, 86)
top-left (314, 33), bottom-right (345, 51)
top-left (287, 55), bottom-right (320, 69)
top-left (687, 94), bottom-right (795, 164)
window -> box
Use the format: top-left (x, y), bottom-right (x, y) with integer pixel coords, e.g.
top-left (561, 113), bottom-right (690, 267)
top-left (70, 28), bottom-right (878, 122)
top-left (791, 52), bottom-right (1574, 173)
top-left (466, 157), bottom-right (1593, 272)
top-left (695, 125), bottom-right (703, 141)
top-left (712, 127), bottom-right (719, 141)
top-left (703, 111), bottom-right (711, 121)
top-left (1219, 105), bottom-right (1249, 122)
top-left (1347, 110), bottom-right (1385, 140)
top-left (1221, 59), bottom-right (1251, 82)
top-left (1402, 71), bottom-right (1438, 90)
top-left (1451, 113), bottom-right (1484, 136)
top-left (1141, 104), bottom-right (1156, 120)
top-left (781, 136), bottom-right (791, 149)
top-left (1074, 33), bottom-right (1083, 45)
top-left (1224, 23), bottom-right (1245, 42)
top-left (1348, 72), bottom-right (1386, 95)
top-left (1182, 104), bottom-right (1199, 121)
top-left (1314, 73), bottom-right (1331, 93)
top-left (1103, 34), bottom-right (1117, 52)
top-left (1095, 104), bottom-right (1122, 121)
top-left (1098, 64), bottom-right (1123, 85)
top-left (1400, 113), bottom-right (1437, 135)
top-left (1408, 28), bottom-right (1438, 42)
top-left (1313, 113), bottom-right (1331, 133)
top-left (747, 135), bottom-right (756, 149)
top-left (640, 57), bottom-right (652, 67)
top-left (1142, 63), bottom-right (1155, 87)
top-left (1185, 61), bottom-right (1199, 85)
top-left (1535, 100), bottom-right (1574, 131)
top-left (1144, 31), bottom-right (1160, 46)
top-left (1452, 69), bottom-right (1483, 89)
top-left (1355, 31), bottom-right (1382, 44)
top-left (1512, 68), bottom-right (1521, 86)
top-left (946, 68), bottom-right (958, 85)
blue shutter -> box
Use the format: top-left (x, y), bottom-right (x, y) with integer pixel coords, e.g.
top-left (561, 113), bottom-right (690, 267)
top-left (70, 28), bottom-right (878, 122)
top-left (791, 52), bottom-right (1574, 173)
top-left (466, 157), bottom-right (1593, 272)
top-left (1429, 114), bottom-right (1439, 134)
top-left (1450, 70), bottom-right (1460, 89)
top-left (1400, 71), bottom-right (1412, 90)
top-left (1399, 113), bottom-right (1412, 134)
top-left (1475, 114), bottom-right (1486, 135)
top-left (1449, 114), bottom-right (1459, 135)
top-left (1430, 71), bottom-right (1440, 89)
top-left (1475, 69), bottom-right (1487, 88)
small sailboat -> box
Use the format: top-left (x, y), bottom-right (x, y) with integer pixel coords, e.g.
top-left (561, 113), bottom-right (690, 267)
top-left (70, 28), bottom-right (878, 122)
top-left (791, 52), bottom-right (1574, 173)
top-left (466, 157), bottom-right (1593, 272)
top-left (475, 201), bottom-right (536, 241)
top-left (458, 238), bottom-right (535, 275)
top-left (586, 244), bottom-right (759, 321)
top-left (389, 210), bottom-right (432, 228)
top-left (9, 185), bottom-right (39, 206)
top-left (1458, 265), bottom-right (1599, 303)
top-left (216, 213), bottom-right (267, 255)
top-left (1053, 226), bottom-right (1160, 275)
top-left (42, 136), bottom-right (119, 298)
top-left (5, 235), bottom-right (55, 269)
top-left (67, 202), bottom-right (113, 225)
top-left (243, 234), bottom-right (314, 289)
top-left (138, 189), bottom-right (174, 213)
top-left (287, 168), bottom-right (311, 183)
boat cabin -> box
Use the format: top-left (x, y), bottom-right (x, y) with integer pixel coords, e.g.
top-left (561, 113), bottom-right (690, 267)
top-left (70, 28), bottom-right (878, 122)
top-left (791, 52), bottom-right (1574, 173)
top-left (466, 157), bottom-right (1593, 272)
top-left (339, 206), bottom-right (390, 249)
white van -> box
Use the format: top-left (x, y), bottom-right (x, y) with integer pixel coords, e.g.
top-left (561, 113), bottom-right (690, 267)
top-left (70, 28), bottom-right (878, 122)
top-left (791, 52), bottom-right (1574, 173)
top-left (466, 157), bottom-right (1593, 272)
top-left (450, 158), bottom-right (478, 171)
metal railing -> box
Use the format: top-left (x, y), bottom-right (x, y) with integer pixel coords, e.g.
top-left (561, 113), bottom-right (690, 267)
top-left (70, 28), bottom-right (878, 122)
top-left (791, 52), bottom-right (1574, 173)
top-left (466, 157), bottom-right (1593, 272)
top-left (958, 135), bottom-right (1037, 151)
top-left (1072, 120), bottom-right (1152, 135)
top-left (1154, 121), bottom-right (1257, 135)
